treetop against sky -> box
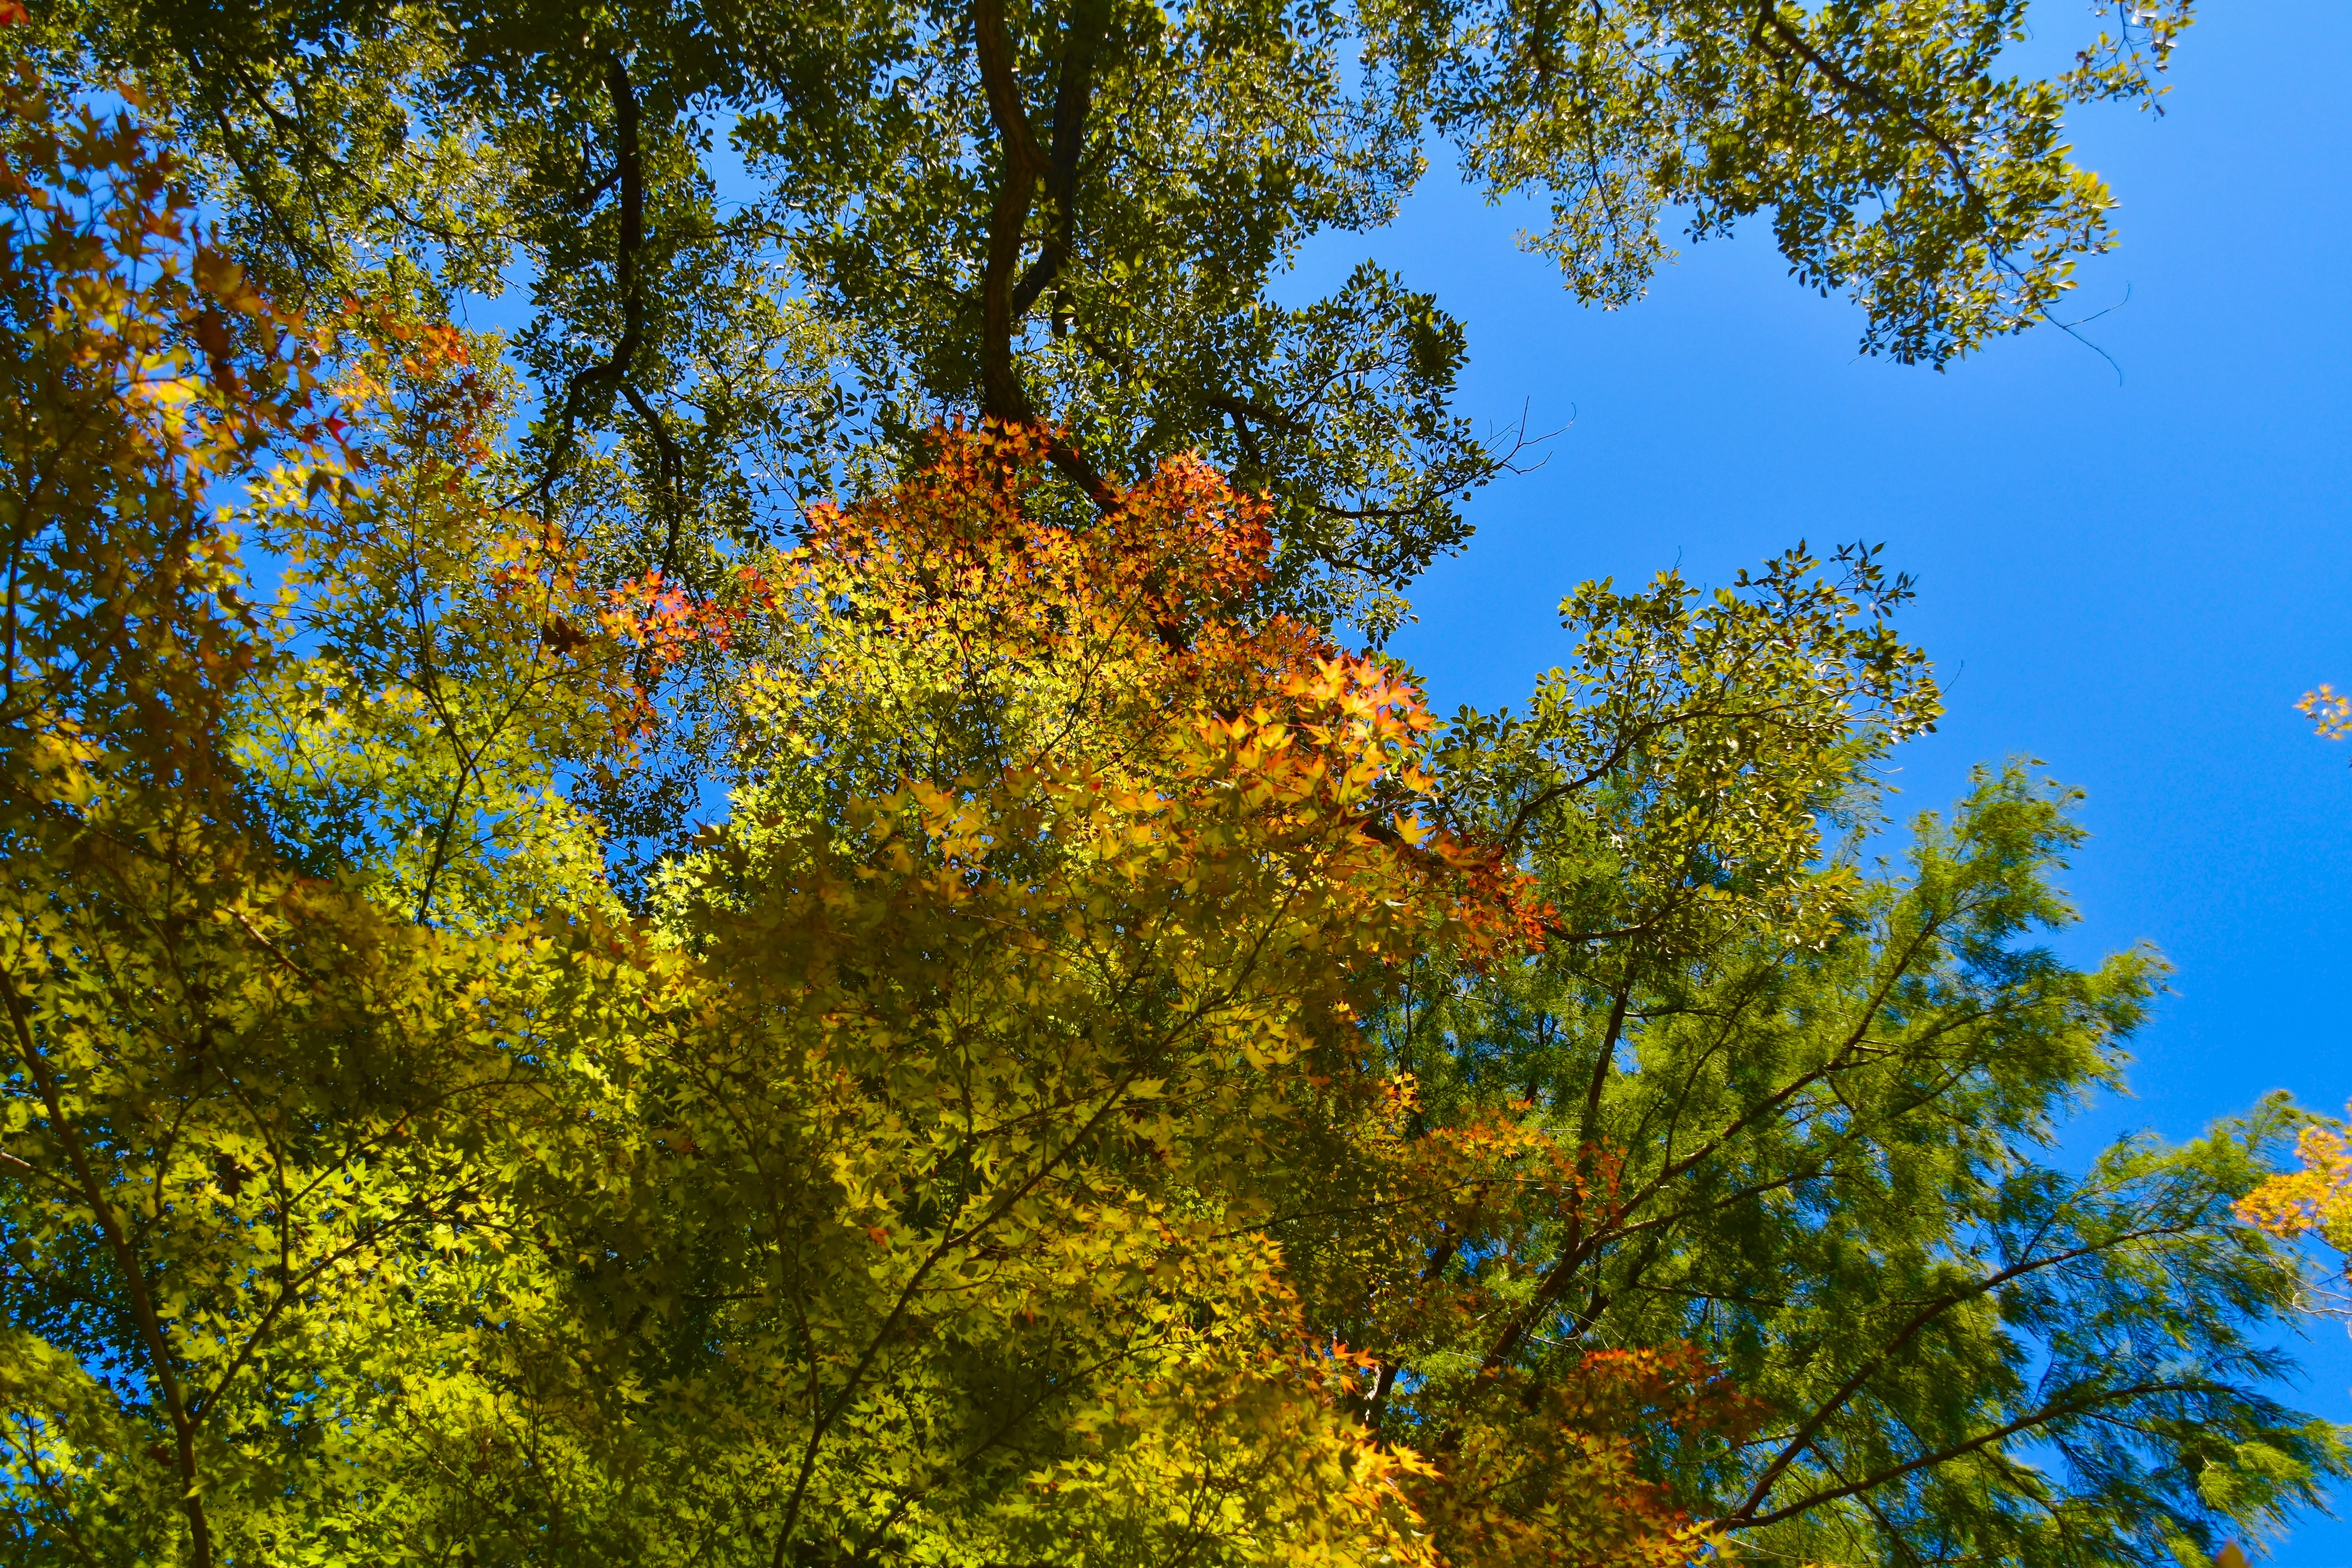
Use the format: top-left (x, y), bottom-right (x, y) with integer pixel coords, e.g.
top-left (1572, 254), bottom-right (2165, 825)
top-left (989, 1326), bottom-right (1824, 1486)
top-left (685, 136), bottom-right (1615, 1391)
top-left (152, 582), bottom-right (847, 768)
top-left (8, 5), bottom-right (2352, 1566)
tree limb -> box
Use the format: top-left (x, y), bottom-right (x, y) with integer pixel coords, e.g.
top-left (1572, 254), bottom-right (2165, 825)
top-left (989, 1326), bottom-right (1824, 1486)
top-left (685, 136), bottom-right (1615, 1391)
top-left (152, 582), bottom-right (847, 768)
top-left (972, 0), bottom-right (1118, 508)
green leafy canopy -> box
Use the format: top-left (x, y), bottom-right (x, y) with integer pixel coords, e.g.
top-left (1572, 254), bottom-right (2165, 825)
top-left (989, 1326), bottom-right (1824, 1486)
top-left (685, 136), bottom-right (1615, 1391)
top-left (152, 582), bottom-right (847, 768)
top-left (33, 0), bottom-right (2191, 640)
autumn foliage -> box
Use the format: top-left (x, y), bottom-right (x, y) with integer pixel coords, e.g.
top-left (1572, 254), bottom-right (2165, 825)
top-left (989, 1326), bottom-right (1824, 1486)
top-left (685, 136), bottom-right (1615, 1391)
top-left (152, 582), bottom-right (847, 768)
top-left (2241, 1124), bottom-right (2352, 1259)
top-left (9, 51), bottom-right (2324, 1568)
top-left (0, 70), bottom-right (1727, 1567)
top-left (622, 419), bottom-right (1718, 1564)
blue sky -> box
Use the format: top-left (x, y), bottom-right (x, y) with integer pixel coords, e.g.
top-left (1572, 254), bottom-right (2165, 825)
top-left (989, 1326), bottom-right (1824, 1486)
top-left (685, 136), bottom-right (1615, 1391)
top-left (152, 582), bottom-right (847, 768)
top-left (1281, 0), bottom-right (2352, 1553)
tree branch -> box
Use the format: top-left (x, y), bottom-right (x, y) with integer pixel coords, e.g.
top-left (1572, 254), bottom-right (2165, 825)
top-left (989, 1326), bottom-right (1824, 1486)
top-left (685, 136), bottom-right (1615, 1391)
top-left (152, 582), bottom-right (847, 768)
top-left (1731, 1380), bottom-right (2203, 1531)
top-left (972, 0), bottom-right (1118, 509)
top-left (1, 973), bottom-right (213, 1567)
top-left (1728, 1227), bottom-right (2207, 1523)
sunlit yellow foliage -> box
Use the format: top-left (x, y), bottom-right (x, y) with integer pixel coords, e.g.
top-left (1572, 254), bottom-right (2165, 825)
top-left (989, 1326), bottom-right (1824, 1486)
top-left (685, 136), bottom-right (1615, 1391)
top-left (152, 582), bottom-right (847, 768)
top-left (2239, 1122), bottom-right (2352, 1260)
top-left (2299, 684), bottom-right (2352, 741)
top-left (0, 66), bottom-right (1715, 1564)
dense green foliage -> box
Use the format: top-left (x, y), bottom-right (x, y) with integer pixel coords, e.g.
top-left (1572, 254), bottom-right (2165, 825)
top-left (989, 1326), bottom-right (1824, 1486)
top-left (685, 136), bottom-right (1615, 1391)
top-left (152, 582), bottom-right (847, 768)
top-left (29, 0), bottom-right (2190, 635)
top-left (1305, 561), bottom-right (2346, 1568)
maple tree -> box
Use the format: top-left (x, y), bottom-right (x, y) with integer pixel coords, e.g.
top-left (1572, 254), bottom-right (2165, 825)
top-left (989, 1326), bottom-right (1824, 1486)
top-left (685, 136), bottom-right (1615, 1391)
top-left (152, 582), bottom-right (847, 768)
top-left (0, 63), bottom-right (664, 1562)
top-left (4, 37), bottom-right (2345, 1568)
top-left (0, 69), bottom-right (1722, 1562)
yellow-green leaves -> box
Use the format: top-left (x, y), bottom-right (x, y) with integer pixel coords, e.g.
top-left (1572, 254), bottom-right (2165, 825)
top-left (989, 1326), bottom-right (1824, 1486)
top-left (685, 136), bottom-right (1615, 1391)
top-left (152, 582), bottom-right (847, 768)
top-left (0, 69), bottom-right (606, 1564)
top-left (2298, 682), bottom-right (2352, 741)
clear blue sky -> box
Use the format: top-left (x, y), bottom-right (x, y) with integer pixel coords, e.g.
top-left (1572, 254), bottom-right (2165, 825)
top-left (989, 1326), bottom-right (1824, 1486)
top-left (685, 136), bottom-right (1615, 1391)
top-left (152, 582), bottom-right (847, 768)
top-left (1283, 2), bottom-right (2352, 1554)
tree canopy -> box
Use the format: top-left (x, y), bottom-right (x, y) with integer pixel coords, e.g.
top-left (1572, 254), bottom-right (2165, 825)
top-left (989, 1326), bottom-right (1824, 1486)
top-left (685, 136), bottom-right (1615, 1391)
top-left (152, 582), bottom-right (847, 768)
top-left (5, 8), bottom-right (2347, 1568)
top-left (29, 0), bottom-right (2191, 635)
